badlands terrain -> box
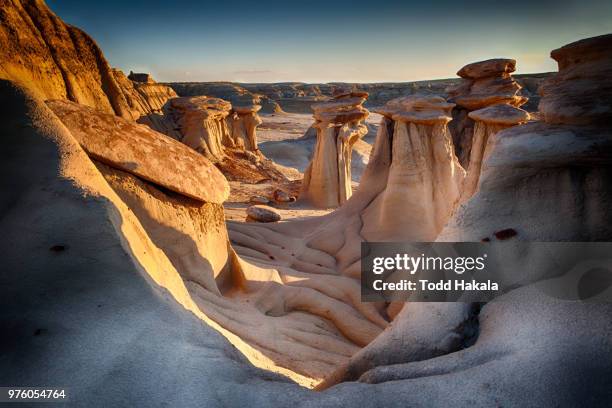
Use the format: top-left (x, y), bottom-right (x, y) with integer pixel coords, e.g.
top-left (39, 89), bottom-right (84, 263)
top-left (1, 0), bottom-right (611, 407)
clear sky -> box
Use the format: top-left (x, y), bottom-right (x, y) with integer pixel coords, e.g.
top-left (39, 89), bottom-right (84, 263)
top-left (47, 0), bottom-right (612, 83)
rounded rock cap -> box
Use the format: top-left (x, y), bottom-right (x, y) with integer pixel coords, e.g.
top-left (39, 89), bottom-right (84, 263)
top-left (468, 104), bottom-right (530, 125)
top-left (457, 58), bottom-right (516, 79)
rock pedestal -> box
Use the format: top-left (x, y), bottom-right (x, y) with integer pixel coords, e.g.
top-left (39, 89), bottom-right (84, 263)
top-left (166, 96), bottom-right (233, 161)
top-left (228, 104), bottom-right (263, 151)
top-left (300, 92), bottom-right (369, 208)
top-left (360, 95), bottom-right (465, 241)
top-left (447, 58), bottom-right (527, 166)
top-left (460, 104), bottom-right (529, 203)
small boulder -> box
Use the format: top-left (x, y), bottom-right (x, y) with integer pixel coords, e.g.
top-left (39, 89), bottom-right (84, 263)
top-left (273, 189), bottom-right (296, 203)
top-left (246, 205), bottom-right (281, 223)
top-left (249, 195), bottom-right (270, 205)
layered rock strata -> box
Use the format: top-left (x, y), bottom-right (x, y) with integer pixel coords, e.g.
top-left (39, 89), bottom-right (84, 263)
top-left (447, 58), bottom-right (527, 166)
top-left (300, 92), bottom-right (369, 208)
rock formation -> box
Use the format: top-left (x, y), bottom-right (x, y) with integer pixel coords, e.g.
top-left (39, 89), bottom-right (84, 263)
top-left (447, 58), bottom-right (527, 166)
top-left (442, 33), bottom-right (612, 242)
top-left (111, 69), bottom-right (180, 137)
top-left (2, 0), bottom-right (612, 404)
top-left (363, 95), bottom-right (464, 241)
top-left (47, 99), bottom-right (229, 203)
top-left (460, 104), bottom-right (530, 203)
top-left (300, 92), bottom-right (369, 208)
top-left (128, 71), bottom-right (155, 83)
top-left (166, 96), bottom-right (233, 160)
top-left (0, 0), bottom-right (133, 119)
top-left (227, 104), bottom-right (263, 151)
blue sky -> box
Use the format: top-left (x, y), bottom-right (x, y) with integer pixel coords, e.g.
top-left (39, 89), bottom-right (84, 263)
top-left (47, 0), bottom-right (612, 82)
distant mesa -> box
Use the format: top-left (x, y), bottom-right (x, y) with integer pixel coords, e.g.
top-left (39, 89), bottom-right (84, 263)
top-left (128, 71), bottom-right (156, 83)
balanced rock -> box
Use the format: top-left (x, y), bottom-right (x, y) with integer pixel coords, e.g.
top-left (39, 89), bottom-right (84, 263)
top-left (46, 99), bottom-right (230, 204)
top-left (363, 95), bottom-right (464, 241)
top-left (227, 104), bottom-right (263, 151)
top-left (460, 104), bottom-right (530, 202)
top-left (300, 92), bottom-right (369, 208)
top-left (447, 58), bottom-right (527, 166)
top-left (440, 33), bottom-right (612, 242)
top-left (166, 96), bottom-right (233, 160)
top-left (246, 205), bottom-right (281, 222)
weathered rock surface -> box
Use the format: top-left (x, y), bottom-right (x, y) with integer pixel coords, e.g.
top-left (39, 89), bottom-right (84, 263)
top-left (166, 96), bottom-right (233, 160)
top-left (246, 205), bottom-right (282, 222)
top-left (273, 189), bottom-right (296, 203)
top-left (460, 104), bottom-right (530, 202)
top-left (228, 104), bottom-right (263, 151)
top-left (354, 95), bottom-right (464, 241)
top-left (447, 58), bottom-right (528, 166)
top-left (0, 0), bottom-right (132, 118)
top-left (46, 99), bottom-right (230, 203)
top-left (539, 33), bottom-right (612, 125)
top-left (300, 92), bottom-right (369, 208)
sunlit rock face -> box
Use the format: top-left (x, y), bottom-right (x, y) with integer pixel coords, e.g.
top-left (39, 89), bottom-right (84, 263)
top-left (166, 96), bottom-right (233, 161)
top-left (447, 58), bottom-right (527, 166)
top-left (300, 91), bottom-right (369, 208)
top-left (440, 33), bottom-right (612, 242)
top-left (0, 0), bottom-right (134, 118)
top-left (228, 104), bottom-right (263, 152)
top-left (361, 95), bottom-right (465, 241)
top-left (459, 104), bottom-right (530, 203)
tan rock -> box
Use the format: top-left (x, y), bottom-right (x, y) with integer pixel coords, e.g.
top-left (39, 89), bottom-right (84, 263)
top-left (539, 34), bottom-right (612, 125)
top-left (300, 92), bottom-right (369, 208)
top-left (273, 189), bottom-right (296, 203)
top-left (46, 100), bottom-right (230, 203)
top-left (362, 95), bottom-right (464, 241)
top-left (457, 58), bottom-right (517, 79)
top-left (447, 58), bottom-right (528, 166)
top-left (460, 104), bottom-right (530, 202)
top-left (0, 0), bottom-right (141, 120)
top-left (249, 195), bottom-right (270, 205)
top-left (166, 96), bottom-right (233, 160)
top-left (246, 205), bottom-right (281, 222)
top-left (228, 104), bottom-right (263, 151)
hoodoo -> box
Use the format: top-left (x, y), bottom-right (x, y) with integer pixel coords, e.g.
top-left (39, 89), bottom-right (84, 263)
top-left (300, 91), bottom-right (370, 208)
top-left (447, 58), bottom-right (527, 166)
top-left (460, 103), bottom-right (530, 202)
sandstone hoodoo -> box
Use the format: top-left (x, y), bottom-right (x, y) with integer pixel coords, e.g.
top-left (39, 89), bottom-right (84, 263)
top-left (460, 104), bottom-right (530, 203)
top-left (365, 95), bottom-right (465, 241)
top-left (300, 91), bottom-right (369, 208)
top-left (166, 96), bottom-right (233, 161)
top-left (441, 33), bottom-right (612, 242)
top-left (2, 0), bottom-right (612, 405)
top-left (228, 104), bottom-right (263, 152)
top-left (447, 58), bottom-right (528, 166)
